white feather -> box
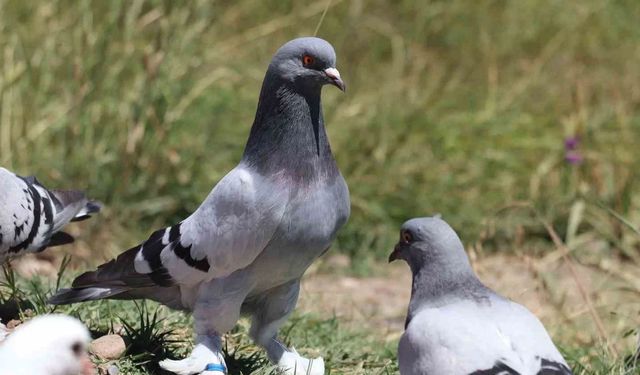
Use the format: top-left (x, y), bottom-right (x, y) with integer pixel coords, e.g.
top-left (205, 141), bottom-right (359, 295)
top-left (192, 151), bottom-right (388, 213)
top-left (0, 315), bottom-right (92, 375)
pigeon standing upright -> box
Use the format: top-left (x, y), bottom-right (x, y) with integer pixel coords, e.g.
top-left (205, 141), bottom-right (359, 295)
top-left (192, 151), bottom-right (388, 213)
top-left (0, 167), bottom-right (101, 264)
top-left (50, 37), bottom-right (350, 375)
top-left (389, 217), bottom-right (572, 375)
top-left (0, 314), bottom-right (94, 375)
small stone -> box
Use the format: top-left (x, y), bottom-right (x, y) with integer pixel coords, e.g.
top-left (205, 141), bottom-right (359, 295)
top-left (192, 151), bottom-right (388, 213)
top-left (90, 334), bottom-right (126, 360)
top-left (98, 363), bottom-right (120, 375)
top-left (6, 319), bottom-right (22, 329)
top-left (107, 364), bottom-right (120, 375)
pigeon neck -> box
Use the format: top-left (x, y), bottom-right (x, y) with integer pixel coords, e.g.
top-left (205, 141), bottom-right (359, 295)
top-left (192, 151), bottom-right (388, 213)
top-left (242, 74), bottom-right (338, 182)
top-left (406, 259), bottom-right (490, 326)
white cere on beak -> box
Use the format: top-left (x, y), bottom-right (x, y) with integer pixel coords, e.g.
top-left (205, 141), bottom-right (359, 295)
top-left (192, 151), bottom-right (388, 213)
top-left (324, 68), bottom-right (341, 81)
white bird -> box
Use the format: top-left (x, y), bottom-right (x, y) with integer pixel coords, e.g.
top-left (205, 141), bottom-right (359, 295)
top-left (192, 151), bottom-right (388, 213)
top-left (0, 323), bottom-right (7, 343)
top-left (389, 217), bottom-right (572, 375)
top-left (50, 37), bottom-right (350, 375)
top-left (0, 314), bottom-right (94, 375)
top-left (0, 167), bottom-right (101, 264)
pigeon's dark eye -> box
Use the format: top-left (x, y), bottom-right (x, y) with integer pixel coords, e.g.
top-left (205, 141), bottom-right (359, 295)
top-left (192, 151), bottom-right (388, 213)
top-left (401, 231), bottom-right (413, 243)
top-left (71, 342), bottom-right (84, 357)
top-left (302, 55), bottom-right (315, 67)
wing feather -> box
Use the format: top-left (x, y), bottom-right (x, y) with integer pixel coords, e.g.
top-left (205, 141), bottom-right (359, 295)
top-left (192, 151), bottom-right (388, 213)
top-left (133, 165), bottom-right (289, 286)
top-left (399, 299), bottom-right (571, 375)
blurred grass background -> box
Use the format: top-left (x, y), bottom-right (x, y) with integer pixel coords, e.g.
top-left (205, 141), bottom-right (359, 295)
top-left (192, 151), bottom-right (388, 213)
top-left (1, 0), bottom-right (640, 373)
top-left (1, 0), bottom-right (640, 263)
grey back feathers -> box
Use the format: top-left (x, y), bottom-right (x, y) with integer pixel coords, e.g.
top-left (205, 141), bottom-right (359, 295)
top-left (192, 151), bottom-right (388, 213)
top-left (0, 167), bottom-right (101, 263)
top-left (392, 217), bottom-right (572, 375)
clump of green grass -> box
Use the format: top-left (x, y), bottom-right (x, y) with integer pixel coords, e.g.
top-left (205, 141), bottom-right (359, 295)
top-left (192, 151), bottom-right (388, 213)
top-left (120, 302), bottom-right (182, 371)
top-left (221, 336), bottom-right (270, 375)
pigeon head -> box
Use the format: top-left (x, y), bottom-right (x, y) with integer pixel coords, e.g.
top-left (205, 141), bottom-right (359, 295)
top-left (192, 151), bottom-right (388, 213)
top-left (268, 37), bottom-right (345, 92)
top-left (0, 315), bottom-right (94, 375)
top-left (389, 217), bottom-right (472, 274)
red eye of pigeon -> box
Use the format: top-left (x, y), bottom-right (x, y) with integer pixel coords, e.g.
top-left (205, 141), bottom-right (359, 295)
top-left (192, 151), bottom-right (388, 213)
top-left (302, 55), bottom-right (315, 67)
top-left (401, 231), bottom-right (413, 243)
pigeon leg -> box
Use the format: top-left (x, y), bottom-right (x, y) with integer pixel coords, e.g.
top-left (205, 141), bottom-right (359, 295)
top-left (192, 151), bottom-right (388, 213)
top-left (249, 280), bottom-right (325, 375)
top-left (159, 334), bottom-right (227, 375)
top-left (159, 276), bottom-right (249, 375)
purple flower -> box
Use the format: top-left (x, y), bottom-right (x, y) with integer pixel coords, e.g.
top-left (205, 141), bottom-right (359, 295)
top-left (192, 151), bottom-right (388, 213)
top-left (565, 150), bottom-right (583, 165)
top-left (564, 136), bottom-right (580, 151)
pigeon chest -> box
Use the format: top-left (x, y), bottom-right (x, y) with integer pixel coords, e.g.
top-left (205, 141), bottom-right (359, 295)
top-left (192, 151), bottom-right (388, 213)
top-left (251, 175), bottom-right (350, 284)
top-left (284, 176), bottom-right (350, 249)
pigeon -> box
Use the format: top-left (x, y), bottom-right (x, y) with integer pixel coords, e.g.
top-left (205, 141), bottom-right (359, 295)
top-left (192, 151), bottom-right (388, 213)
top-left (389, 217), bottom-right (572, 375)
top-left (0, 323), bottom-right (7, 343)
top-left (50, 37), bottom-right (350, 375)
top-left (0, 314), bottom-right (94, 375)
top-left (0, 167), bottom-right (101, 264)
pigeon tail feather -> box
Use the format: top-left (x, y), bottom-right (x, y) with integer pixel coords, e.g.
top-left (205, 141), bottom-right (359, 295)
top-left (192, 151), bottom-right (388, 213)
top-left (71, 200), bottom-right (102, 222)
top-left (50, 189), bottom-right (101, 221)
top-left (74, 246), bottom-right (155, 289)
top-left (45, 232), bottom-right (75, 248)
top-left (48, 286), bottom-right (130, 305)
top-left (49, 246), bottom-right (160, 305)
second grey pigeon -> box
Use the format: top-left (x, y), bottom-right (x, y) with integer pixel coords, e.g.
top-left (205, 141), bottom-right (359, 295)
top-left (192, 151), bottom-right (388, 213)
top-left (0, 167), bottom-right (101, 264)
top-left (389, 217), bottom-right (572, 375)
top-left (50, 37), bottom-right (350, 375)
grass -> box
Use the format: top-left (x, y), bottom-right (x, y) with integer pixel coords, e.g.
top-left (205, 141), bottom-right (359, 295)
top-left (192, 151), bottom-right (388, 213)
top-left (0, 0), bottom-right (639, 374)
top-left (0, 265), bottom-right (399, 375)
top-left (0, 264), bottom-right (637, 374)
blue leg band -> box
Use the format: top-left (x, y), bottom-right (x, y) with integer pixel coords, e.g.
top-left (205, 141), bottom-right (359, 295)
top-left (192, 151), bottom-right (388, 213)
top-left (204, 363), bottom-right (227, 373)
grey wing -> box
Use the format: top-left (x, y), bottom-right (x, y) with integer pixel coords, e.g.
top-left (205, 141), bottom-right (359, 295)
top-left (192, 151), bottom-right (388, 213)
top-left (398, 300), bottom-right (571, 375)
top-left (495, 301), bottom-right (572, 375)
top-left (132, 165), bottom-right (289, 286)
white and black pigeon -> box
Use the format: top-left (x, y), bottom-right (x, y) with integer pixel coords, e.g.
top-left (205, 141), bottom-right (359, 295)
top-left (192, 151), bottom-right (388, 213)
top-left (0, 167), bottom-right (101, 264)
top-left (50, 37), bottom-right (350, 375)
top-left (0, 314), bottom-right (94, 375)
top-left (389, 217), bottom-right (572, 375)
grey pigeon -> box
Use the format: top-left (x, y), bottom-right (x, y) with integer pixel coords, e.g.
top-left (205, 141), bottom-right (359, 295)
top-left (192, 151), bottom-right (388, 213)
top-left (389, 217), bottom-right (572, 375)
top-left (0, 314), bottom-right (94, 375)
top-left (50, 37), bottom-right (350, 375)
top-left (0, 167), bottom-right (101, 264)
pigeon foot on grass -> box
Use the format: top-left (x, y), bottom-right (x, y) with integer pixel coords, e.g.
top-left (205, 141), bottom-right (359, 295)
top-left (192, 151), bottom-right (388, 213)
top-left (277, 349), bottom-right (325, 375)
top-left (159, 342), bottom-right (227, 375)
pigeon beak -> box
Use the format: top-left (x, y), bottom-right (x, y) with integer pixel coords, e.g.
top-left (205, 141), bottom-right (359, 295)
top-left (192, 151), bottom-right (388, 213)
top-left (81, 353), bottom-right (96, 375)
top-left (324, 68), bottom-right (346, 92)
top-left (388, 244), bottom-right (402, 263)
